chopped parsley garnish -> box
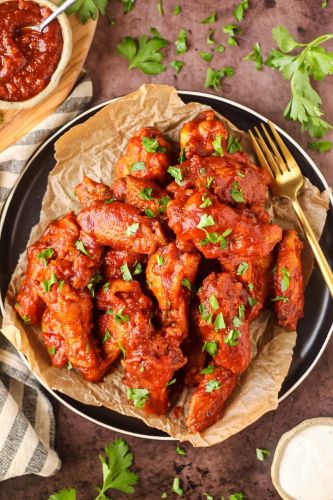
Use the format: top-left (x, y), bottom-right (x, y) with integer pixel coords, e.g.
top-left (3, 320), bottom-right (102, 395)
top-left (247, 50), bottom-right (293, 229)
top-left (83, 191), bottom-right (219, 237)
top-left (210, 294), bottom-right (219, 311)
top-left (104, 197), bottom-right (116, 204)
top-left (197, 214), bottom-right (215, 230)
top-left (236, 262), bottom-right (249, 276)
top-left (103, 281), bottom-right (110, 292)
top-left (212, 134), bottom-right (224, 156)
top-left (207, 28), bottom-right (216, 46)
top-left (127, 388), bottom-right (149, 408)
top-left (167, 378), bottom-right (176, 386)
top-left (48, 346), bottom-right (56, 356)
top-left (42, 272), bottom-right (58, 293)
top-left (280, 267), bottom-right (290, 292)
top-left (37, 247), bottom-right (54, 266)
top-left (238, 304), bottom-right (245, 319)
top-left (59, 281), bottom-right (64, 293)
top-left (227, 135), bottom-right (242, 153)
top-left (144, 208), bottom-right (156, 218)
top-left (222, 24), bottom-right (242, 46)
top-left (248, 283), bottom-right (254, 291)
top-left (175, 28), bottom-right (188, 54)
top-left (205, 67), bottom-right (235, 91)
top-left (158, 195), bottom-right (171, 214)
top-left (202, 340), bottom-right (218, 356)
top-left (308, 140), bottom-right (332, 153)
top-left (216, 44), bottom-right (225, 53)
top-left (122, 0), bottom-right (136, 14)
top-left (219, 228), bottom-right (233, 249)
top-left (167, 166), bottom-right (183, 185)
top-left (170, 60), bottom-right (185, 73)
top-left (87, 273), bottom-right (103, 297)
top-left (230, 493), bottom-right (245, 500)
top-left (132, 262), bottom-right (142, 275)
top-left (214, 312), bottom-right (226, 332)
top-left (231, 181), bottom-right (245, 202)
top-left (199, 51), bottom-right (214, 63)
top-left (178, 147), bottom-right (186, 163)
top-left (200, 193), bottom-right (213, 208)
top-left (201, 12), bottom-right (216, 24)
top-left (237, 170), bottom-right (246, 178)
top-left (142, 137), bottom-right (160, 153)
top-left (114, 306), bottom-right (130, 323)
top-left (256, 448), bottom-right (271, 461)
top-left (106, 309), bottom-right (114, 315)
top-left (64, 0), bottom-right (109, 23)
top-left (271, 295), bottom-right (289, 303)
top-left (67, 362), bottom-right (72, 370)
top-left (181, 278), bottom-right (191, 291)
top-left (224, 329), bottom-right (241, 347)
top-left (102, 330), bottom-right (111, 343)
top-left (118, 341), bottom-right (127, 357)
top-left (173, 5), bottom-right (181, 15)
top-left (117, 33), bottom-right (168, 75)
top-left (200, 365), bottom-right (215, 374)
top-left (156, 255), bottom-right (165, 265)
top-left (75, 240), bottom-right (91, 258)
top-left (233, 0), bottom-right (249, 22)
top-left (120, 262), bottom-right (133, 281)
top-left (233, 316), bottom-right (242, 327)
top-left (199, 304), bottom-right (213, 324)
top-left (176, 446), bottom-right (186, 455)
top-left (205, 379), bottom-right (221, 392)
top-left (125, 222), bottom-right (139, 236)
top-left (130, 161), bottom-right (146, 172)
top-left (243, 42), bottom-right (264, 70)
top-left (86, 342), bottom-right (90, 354)
top-left (200, 167), bottom-right (206, 175)
top-left (248, 296), bottom-right (258, 307)
top-left (157, 0), bottom-right (163, 16)
top-left (206, 176), bottom-right (215, 188)
top-left (172, 477), bottom-right (184, 496)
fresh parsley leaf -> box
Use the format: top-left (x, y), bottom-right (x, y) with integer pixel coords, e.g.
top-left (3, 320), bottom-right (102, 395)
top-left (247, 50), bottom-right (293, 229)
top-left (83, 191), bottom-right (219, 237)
top-left (37, 247), bottom-right (54, 266)
top-left (118, 341), bottom-right (127, 358)
top-left (199, 304), bottom-right (213, 324)
top-left (168, 166), bottom-right (183, 184)
top-left (142, 137), bottom-right (159, 153)
top-left (176, 446), bottom-right (186, 455)
top-left (48, 346), bottom-right (56, 356)
top-left (248, 296), bottom-right (258, 306)
top-left (227, 134), bottom-right (242, 153)
top-left (117, 33), bottom-right (168, 75)
top-left (200, 51), bottom-right (214, 62)
top-left (127, 388), bottom-right (149, 408)
top-left (200, 365), bottom-right (215, 374)
top-left (103, 282), bottom-right (110, 292)
top-left (200, 192), bottom-right (213, 208)
top-left (156, 255), bottom-right (165, 265)
top-left (172, 477), bottom-right (183, 496)
top-left (231, 181), bottom-right (245, 202)
top-left (214, 312), bottom-right (225, 332)
top-left (205, 67), bottom-right (234, 90)
top-left (67, 362), bottom-right (72, 370)
top-left (145, 208), bottom-right (156, 218)
top-left (271, 295), bottom-right (289, 302)
top-left (233, 0), bottom-right (249, 22)
top-left (96, 438), bottom-right (139, 496)
top-left (248, 283), bottom-right (254, 291)
top-left (222, 24), bottom-right (242, 46)
top-left (175, 28), bottom-right (188, 54)
top-left (63, 0), bottom-right (108, 24)
top-left (104, 197), bottom-right (116, 204)
top-left (102, 330), bottom-right (111, 344)
top-left (201, 12), bottom-right (216, 24)
top-left (197, 214), bottom-right (215, 230)
top-left (202, 340), bottom-right (218, 356)
top-left (120, 263), bottom-right (133, 281)
top-left (206, 176), bottom-right (215, 188)
top-left (236, 262), bottom-right (249, 275)
top-left (87, 273), bottom-right (103, 297)
top-left (216, 44), bottom-right (225, 53)
top-left (158, 195), bottom-right (171, 214)
top-left (243, 42), bottom-right (264, 70)
top-left (271, 25), bottom-right (300, 53)
top-left (75, 240), bottom-right (91, 258)
top-left (224, 329), bottom-right (241, 347)
top-left (219, 228), bottom-right (232, 249)
top-left (114, 306), bottom-right (130, 323)
top-left (150, 27), bottom-right (164, 39)
top-left (173, 5), bottom-right (181, 15)
top-left (203, 494), bottom-right (214, 500)
top-left (22, 314), bottom-right (30, 324)
top-left (139, 186), bottom-right (154, 200)
top-left (256, 447), bottom-right (271, 461)
top-left (238, 304), bottom-right (245, 319)
top-left (157, 0), bottom-right (163, 16)
top-left (229, 494), bottom-right (245, 500)
top-left (212, 134), bottom-right (224, 156)
top-left (181, 278), bottom-right (191, 291)
top-left (308, 140), bottom-right (332, 152)
top-left (280, 267), bottom-right (290, 292)
top-left (48, 488), bottom-right (76, 500)
top-left (161, 493), bottom-right (168, 499)
top-left (207, 28), bottom-right (216, 45)
top-left (125, 222), bottom-right (139, 236)
top-left (178, 147), bottom-right (186, 163)
top-left (205, 379), bottom-right (221, 392)
top-left (121, 0), bottom-right (136, 14)
top-left (42, 272), bottom-right (58, 293)
top-left (209, 294), bottom-right (219, 311)
top-left (233, 316), bottom-right (242, 327)
top-left (170, 60), bottom-right (185, 73)
top-left (167, 378), bottom-right (176, 386)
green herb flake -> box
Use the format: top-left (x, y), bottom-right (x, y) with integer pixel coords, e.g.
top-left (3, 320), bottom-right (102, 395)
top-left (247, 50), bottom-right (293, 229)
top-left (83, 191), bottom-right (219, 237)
top-left (248, 296), bottom-right (258, 307)
top-left (214, 312), bottom-right (226, 332)
top-left (224, 329), bottom-right (241, 347)
top-left (87, 273), bottom-right (103, 298)
top-left (308, 140), bottom-right (332, 153)
top-left (231, 181), bottom-right (245, 202)
top-left (200, 192), bottom-right (213, 208)
top-left (122, 0), bottom-right (136, 14)
top-left (212, 134), bottom-right (224, 156)
top-left (133, 262), bottom-right (142, 275)
top-left (206, 176), bottom-right (215, 188)
top-left (167, 378), bottom-right (176, 386)
top-left (67, 362), bottom-right (72, 370)
top-left (130, 161), bottom-right (146, 172)
top-left (256, 447), bottom-right (271, 461)
top-left (175, 28), bottom-right (188, 54)
top-left (248, 283), bottom-right (254, 291)
top-left (200, 365), bottom-right (215, 374)
top-left (223, 24), bottom-right (242, 47)
top-left (233, 316), bottom-right (242, 327)
top-left (75, 240), bottom-right (91, 258)
top-left (114, 306), bottom-right (130, 324)
top-left (207, 28), bottom-right (216, 46)
top-left (104, 197), bottom-right (116, 204)
top-left (118, 341), bottom-right (127, 358)
top-left (280, 267), bottom-right (290, 292)
top-left (37, 247), bottom-right (54, 266)
top-left (48, 346), bottom-right (56, 356)
top-left (199, 304), bottom-right (213, 324)
top-left (205, 67), bottom-right (234, 91)
top-left (120, 262), bottom-right (133, 281)
top-left (125, 222), bottom-right (139, 236)
top-left (199, 51), bottom-right (214, 63)
top-left (202, 340), bottom-right (218, 356)
top-left (229, 494), bottom-right (245, 500)
top-left (167, 166), bottom-right (183, 185)
top-left (238, 304), bottom-right (245, 319)
top-left (102, 330), bottom-right (111, 344)
top-left (178, 147), bottom-right (186, 163)
top-left (158, 195), bottom-right (171, 214)
top-left (216, 44), bottom-right (225, 53)
top-left (145, 208), bottom-right (156, 218)
top-left (209, 294), bottom-right (219, 311)
top-left (173, 5), bottom-right (181, 15)
top-left (103, 281), bottom-right (110, 292)
top-left (233, 0), bottom-right (249, 22)
top-left (271, 295), bottom-right (289, 303)
top-left (157, 0), bottom-right (163, 16)
top-left (203, 493), bottom-right (214, 500)
top-left (117, 33), bottom-right (168, 75)
top-left (205, 379), bottom-right (221, 393)
top-left (161, 493), bottom-right (168, 499)
top-left (227, 135), bottom-right (242, 153)
top-left (172, 477), bottom-right (184, 497)
top-left (127, 388), bottom-right (149, 408)
top-left (181, 278), bottom-right (191, 291)
top-left (197, 214), bottom-right (215, 230)
top-left (170, 60), bottom-right (185, 73)
top-left (42, 272), bottom-right (58, 293)
top-left (157, 255), bottom-right (165, 266)
top-left (201, 12), bottom-right (216, 24)
top-left (139, 187), bottom-right (153, 201)
top-left (142, 137), bottom-right (160, 154)
top-left (58, 280), bottom-right (65, 290)
top-left (176, 446), bottom-right (186, 455)
top-left (236, 262), bottom-right (249, 276)
top-left (243, 41), bottom-right (264, 70)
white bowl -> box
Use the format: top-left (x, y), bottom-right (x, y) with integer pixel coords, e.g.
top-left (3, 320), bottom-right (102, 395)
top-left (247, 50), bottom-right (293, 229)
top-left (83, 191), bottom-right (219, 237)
top-left (0, 0), bottom-right (72, 109)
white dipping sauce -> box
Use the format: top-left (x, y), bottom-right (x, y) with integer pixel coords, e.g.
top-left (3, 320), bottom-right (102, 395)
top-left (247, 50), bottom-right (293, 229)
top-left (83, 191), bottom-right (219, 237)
top-left (279, 424), bottom-right (333, 500)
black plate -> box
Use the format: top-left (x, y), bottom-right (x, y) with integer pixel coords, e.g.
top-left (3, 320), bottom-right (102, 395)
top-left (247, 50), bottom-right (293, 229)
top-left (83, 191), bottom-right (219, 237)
top-left (1, 91), bottom-right (332, 440)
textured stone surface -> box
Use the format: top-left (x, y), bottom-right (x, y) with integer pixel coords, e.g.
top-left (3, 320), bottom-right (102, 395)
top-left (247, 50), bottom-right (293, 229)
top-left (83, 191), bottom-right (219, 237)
top-left (2, 1), bottom-right (333, 499)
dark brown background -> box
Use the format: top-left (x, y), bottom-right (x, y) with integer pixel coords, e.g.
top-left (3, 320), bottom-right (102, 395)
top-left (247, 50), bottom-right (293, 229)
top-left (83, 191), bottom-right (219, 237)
top-left (2, 1), bottom-right (333, 499)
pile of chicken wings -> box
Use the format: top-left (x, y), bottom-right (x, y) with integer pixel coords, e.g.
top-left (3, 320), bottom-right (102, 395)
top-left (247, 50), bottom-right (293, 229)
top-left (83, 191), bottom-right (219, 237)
top-left (15, 111), bottom-right (305, 432)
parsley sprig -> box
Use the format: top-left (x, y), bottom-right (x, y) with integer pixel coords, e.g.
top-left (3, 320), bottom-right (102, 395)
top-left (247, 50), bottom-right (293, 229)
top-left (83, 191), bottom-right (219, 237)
top-left (117, 32), bottom-right (168, 75)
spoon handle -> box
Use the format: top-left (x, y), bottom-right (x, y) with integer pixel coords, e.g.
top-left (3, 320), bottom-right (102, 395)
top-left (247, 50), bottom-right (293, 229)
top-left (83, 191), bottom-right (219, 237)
top-left (40, 0), bottom-right (77, 31)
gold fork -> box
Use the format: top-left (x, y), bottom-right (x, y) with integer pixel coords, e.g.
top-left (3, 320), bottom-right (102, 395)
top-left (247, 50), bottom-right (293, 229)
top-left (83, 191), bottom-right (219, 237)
top-left (249, 120), bottom-right (333, 298)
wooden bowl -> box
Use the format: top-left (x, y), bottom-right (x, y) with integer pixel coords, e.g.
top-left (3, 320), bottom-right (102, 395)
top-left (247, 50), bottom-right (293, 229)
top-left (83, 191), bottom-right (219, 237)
top-left (0, 0), bottom-right (72, 110)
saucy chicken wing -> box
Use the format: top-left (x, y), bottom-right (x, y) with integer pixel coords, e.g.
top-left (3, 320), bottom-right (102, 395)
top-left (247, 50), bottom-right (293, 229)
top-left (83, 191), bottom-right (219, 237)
top-left (115, 127), bottom-right (172, 183)
top-left (272, 229), bottom-right (304, 331)
top-left (75, 176), bottom-right (113, 207)
top-left (180, 111), bottom-right (228, 159)
top-left (146, 243), bottom-right (200, 338)
top-left (77, 201), bottom-right (167, 253)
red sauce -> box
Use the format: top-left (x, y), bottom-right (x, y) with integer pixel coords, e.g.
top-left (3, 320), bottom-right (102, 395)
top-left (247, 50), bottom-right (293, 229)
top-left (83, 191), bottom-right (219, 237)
top-left (0, 1), bottom-right (63, 102)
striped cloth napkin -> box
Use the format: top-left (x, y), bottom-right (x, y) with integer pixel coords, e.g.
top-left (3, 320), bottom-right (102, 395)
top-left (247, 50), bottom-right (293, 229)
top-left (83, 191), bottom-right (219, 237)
top-left (0, 73), bottom-right (93, 481)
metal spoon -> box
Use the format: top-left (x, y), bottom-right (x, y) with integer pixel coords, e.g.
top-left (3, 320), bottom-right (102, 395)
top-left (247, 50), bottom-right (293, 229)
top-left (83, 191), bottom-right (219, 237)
top-left (18, 0), bottom-right (77, 34)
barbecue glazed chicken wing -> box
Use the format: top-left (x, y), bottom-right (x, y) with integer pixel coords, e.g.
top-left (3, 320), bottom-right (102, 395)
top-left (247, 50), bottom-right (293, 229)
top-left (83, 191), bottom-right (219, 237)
top-left (75, 176), bottom-right (113, 207)
top-left (272, 229), bottom-right (304, 331)
top-left (180, 110), bottom-right (228, 159)
top-left (115, 127), bottom-right (172, 183)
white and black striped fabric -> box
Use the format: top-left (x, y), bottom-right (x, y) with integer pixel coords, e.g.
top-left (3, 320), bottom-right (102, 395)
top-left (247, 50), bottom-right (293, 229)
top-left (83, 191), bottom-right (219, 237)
top-left (0, 73), bottom-right (93, 481)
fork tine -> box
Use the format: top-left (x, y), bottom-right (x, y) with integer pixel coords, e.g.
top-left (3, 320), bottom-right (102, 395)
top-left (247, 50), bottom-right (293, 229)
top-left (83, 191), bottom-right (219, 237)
top-left (254, 126), bottom-right (281, 177)
top-left (248, 130), bottom-right (275, 180)
top-left (260, 123), bottom-right (289, 173)
top-left (267, 121), bottom-right (299, 170)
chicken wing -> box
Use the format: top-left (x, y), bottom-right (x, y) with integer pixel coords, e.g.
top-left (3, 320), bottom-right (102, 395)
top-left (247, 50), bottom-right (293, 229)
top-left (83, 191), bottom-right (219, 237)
top-left (186, 366), bottom-right (238, 432)
top-left (146, 243), bottom-right (200, 338)
top-left (102, 249), bottom-right (146, 281)
top-left (77, 201), bottom-right (167, 253)
top-left (41, 308), bottom-right (68, 368)
top-left (180, 111), bottom-right (229, 159)
top-left (75, 176), bottom-right (113, 207)
top-left (115, 127), bottom-right (172, 183)
top-left (167, 188), bottom-right (282, 260)
top-left (272, 229), bottom-right (304, 331)
top-left (15, 280), bottom-right (45, 325)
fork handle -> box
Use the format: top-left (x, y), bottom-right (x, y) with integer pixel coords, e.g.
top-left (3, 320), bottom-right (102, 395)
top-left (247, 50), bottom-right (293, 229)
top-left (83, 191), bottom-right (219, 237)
top-left (290, 196), bottom-right (333, 298)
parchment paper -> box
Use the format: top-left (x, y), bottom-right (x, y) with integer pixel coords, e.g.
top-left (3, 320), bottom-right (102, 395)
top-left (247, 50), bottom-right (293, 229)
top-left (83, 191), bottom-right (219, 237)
top-left (1, 84), bottom-right (330, 447)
